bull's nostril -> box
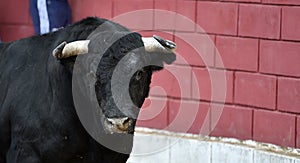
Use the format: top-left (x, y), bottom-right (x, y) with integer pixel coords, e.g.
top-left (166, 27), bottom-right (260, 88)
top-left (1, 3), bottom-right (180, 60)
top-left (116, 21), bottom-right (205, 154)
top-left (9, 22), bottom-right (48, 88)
top-left (106, 117), bottom-right (132, 132)
top-left (122, 117), bottom-right (130, 125)
top-left (117, 118), bottom-right (132, 131)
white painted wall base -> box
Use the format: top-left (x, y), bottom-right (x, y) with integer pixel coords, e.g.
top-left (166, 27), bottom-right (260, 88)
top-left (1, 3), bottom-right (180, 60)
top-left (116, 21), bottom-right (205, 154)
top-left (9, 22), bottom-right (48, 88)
top-left (127, 128), bottom-right (300, 163)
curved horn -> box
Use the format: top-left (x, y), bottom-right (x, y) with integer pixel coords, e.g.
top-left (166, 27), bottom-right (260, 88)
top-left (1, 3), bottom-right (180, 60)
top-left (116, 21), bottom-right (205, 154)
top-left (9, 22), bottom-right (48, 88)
top-left (53, 40), bottom-right (90, 59)
top-left (142, 35), bottom-right (176, 53)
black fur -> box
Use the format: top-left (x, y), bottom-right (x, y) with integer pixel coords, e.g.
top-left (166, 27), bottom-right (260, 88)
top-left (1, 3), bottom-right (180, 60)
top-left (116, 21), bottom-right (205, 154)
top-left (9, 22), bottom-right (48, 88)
top-left (0, 17), bottom-right (175, 163)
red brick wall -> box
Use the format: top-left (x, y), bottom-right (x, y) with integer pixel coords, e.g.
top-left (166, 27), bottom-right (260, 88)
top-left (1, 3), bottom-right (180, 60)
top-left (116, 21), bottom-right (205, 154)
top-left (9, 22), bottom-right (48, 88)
top-left (1, 0), bottom-right (300, 149)
top-left (0, 0), bottom-right (34, 41)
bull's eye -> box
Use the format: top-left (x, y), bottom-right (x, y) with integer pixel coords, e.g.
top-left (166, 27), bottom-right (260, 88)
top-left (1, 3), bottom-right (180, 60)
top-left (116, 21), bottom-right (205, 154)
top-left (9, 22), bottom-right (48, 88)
top-left (135, 70), bottom-right (144, 80)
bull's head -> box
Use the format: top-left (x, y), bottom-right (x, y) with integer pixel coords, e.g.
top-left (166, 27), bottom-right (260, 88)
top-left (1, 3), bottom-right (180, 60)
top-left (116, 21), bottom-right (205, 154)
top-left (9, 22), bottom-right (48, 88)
top-left (52, 33), bottom-right (176, 135)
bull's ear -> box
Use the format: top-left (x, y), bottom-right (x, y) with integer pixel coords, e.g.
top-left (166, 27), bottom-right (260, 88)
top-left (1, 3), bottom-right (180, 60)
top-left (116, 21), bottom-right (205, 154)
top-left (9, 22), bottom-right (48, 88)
top-left (52, 40), bottom-right (90, 59)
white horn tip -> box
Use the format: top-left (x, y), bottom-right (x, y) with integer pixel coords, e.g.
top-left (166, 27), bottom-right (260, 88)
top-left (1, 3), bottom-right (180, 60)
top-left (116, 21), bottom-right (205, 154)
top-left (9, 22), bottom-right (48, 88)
top-left (142, 35), bottom-right (176, 53)
top-left (153, 35), bottom-right (176, 50)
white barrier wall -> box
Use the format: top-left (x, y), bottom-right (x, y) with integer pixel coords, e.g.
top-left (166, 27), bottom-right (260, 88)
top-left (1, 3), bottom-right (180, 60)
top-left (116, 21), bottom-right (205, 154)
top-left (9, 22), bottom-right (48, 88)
top-left (127, 128), bottom-right (300, 163)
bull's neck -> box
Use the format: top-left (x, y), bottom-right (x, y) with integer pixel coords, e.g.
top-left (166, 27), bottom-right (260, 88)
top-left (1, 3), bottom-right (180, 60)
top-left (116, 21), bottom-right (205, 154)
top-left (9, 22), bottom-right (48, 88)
top-left (0, 42), bottom-right (10, 57)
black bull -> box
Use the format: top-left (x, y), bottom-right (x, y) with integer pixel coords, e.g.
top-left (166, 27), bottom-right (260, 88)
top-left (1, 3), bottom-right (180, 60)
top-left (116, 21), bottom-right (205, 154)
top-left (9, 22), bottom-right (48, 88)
top-left (0, 17), bottom-right (175, 163)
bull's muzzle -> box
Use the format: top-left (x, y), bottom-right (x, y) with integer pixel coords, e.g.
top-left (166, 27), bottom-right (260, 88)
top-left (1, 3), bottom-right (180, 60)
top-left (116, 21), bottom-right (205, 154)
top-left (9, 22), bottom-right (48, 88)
top-left (104, 117), bottom-right (134, 134)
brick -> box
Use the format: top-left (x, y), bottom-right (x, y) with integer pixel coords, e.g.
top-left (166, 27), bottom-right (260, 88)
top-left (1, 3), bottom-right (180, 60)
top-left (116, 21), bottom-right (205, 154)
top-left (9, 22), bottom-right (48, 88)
top-left (235, 72), bottom-right (276, 109)
top-left (94, 1), bottom-right (113, 19)
top-left (215, 36), bottom-right (258, 72)
top-left (254, 110), bottom-right (296, 147)
top-left (260, 40), bottom-right (300, 77)
top-left (192, 68), bottom-right (234, 103)
top-left (149, 68), bottom-right (172, 97)
top-left (71, 0), bottom-right (113, 21)
top-left (139, 30), bottom-right (174, 41)
top-left (168, 100), bottom-right (210, 135)
top-left (197, 2), bottom-right (238, 35)
top-left (0, 0), bottom-right (31, 24)
top-left (282, 7), bottom-right (300, 41)
top-left (297, 117), bottom-right (300, 148)
top-left (210, 105), bottom-right (253, 140)
top-left (113, 0), bottom-right (154, 30)
top-left (136, 97), bottom-right (168, 129)
top-left (239, 4), bottom-right (280, 39)
top-left (175, 0), bottom-right (196, 32)
top-left (174, 32), bottom-right (215, 67)
top-left (223, 0), bottom-right (260, 2)
top-left (71, 0), bottom-right (97, 21)
top-left (150, 65), bottom-right (192, 99)
top-left (114, 0), bottom-right (154, 15)
top-left (262, 0), bottom-right (300, 5)
top-left (278, 78), bottom-right (300, 114)
top-left (154, 0), bottom-right (176, 30)
top-left (0, 25), bottom-right (34, 42)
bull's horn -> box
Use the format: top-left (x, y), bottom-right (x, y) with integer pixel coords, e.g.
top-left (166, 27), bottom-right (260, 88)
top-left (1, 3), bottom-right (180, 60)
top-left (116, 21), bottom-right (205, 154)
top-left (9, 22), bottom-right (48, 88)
top-left (142, 35), bottom-right (176, 53)
top-left (53, 40), bottom-right (90, 59)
